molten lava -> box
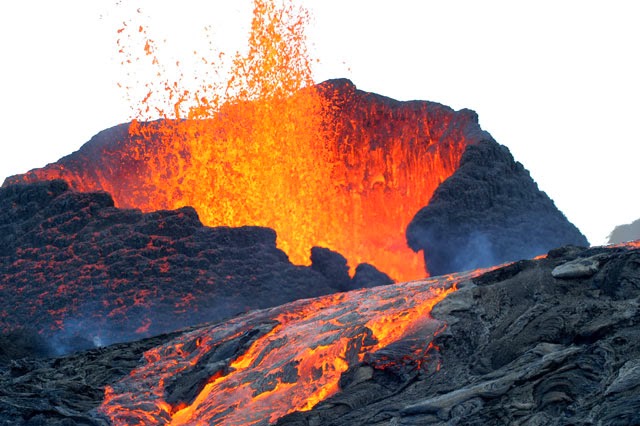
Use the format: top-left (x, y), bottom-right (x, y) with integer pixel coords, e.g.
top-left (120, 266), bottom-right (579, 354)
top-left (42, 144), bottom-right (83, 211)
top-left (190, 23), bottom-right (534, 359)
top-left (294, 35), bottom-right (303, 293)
top-left (611, 240), bottom-right (640, 249)
top-left (98, 267), bottom-right (490, 425)
top-left (7, 0), bottom-right (479, 282)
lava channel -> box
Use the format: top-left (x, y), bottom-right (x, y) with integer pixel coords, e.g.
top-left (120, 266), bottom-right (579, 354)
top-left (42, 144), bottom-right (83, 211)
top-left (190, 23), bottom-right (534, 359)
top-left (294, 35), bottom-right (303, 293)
top-left (97, 267), bottom-right (492, 425)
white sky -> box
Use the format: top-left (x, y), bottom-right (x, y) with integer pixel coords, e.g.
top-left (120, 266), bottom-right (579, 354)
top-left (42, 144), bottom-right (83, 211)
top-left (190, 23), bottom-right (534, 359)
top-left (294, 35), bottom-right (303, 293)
top-left (1, 0), bottom-right (638, 245)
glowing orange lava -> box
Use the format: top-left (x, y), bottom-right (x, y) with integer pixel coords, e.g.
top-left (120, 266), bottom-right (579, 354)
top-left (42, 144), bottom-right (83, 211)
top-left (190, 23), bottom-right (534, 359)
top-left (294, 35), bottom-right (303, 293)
top-left (610, 240), bottom-right (640, 249)
top-left (98, 267), bottom-right (491, 425)
top-left (9, 0), bottom-right (473, 282)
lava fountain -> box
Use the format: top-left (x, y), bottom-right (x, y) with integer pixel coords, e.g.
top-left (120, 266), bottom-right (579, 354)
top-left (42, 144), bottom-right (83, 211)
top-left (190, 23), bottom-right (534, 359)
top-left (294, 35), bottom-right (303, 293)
top-left (5, 0), bottom-right (487, 281)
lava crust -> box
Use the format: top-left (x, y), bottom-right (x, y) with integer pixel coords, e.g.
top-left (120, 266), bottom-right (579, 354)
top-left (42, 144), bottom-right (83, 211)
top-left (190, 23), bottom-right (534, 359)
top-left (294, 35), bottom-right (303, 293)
top-left (1, 244), bottom-right (639, 425)
top-left (0, 180), bottom-right (387, 353)
top-left (407, 140), bottom-right (588, 276)
top-left (278, 243), bottom-right (640, 425)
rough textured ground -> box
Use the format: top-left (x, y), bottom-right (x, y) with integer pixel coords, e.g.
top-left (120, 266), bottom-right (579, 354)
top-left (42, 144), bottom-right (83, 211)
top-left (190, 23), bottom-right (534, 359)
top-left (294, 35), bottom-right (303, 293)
top-left (0, 330), bottom-right (183, 425)
top-left (407, 140), bottom-right (589, 276)
top-left (278, 244), bottom-right (640, 425)
top-left (0, 180), bottom-right (386, 353)
top-left (1, 244), bottom-right (638, 425)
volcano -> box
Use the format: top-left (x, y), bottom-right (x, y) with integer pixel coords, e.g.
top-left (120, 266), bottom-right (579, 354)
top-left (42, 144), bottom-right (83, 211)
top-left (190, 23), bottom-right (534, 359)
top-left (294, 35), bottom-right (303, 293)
top-left (1, 81), bottom-right (587, 352)
top-left (4, 79), bottom-right (482, 282)
top-left (0, 0), bottom-right (619, 422)
top-left (4, 79), bottom-right (586, 282)
top-left (0, 74), bottom-right (594, 424)
top-left (407, 139), bottom-right (588, 276)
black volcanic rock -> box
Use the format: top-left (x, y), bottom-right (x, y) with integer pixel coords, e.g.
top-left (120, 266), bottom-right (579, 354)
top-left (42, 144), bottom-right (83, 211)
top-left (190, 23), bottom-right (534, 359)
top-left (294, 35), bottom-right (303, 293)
top-left (310, 247), bottom-right (351, 292)
top-left (310, 247), bottom-right (394, 291)
top-left (0, 328), bottom-right (52, 364)
top-left (0, 180), bottom-right (408, 356)
top-left (2, 244), bottom-right (639, 425)
top-left (0, 330), bottom-right (183, 425)
top-left (407, 140), bottom-right (589, 276)
top-left (0, 180), bottom-right (346, 352)
top-left (608, 217), bottom-right (640, 244)
top-left (277, 244), bottom-right (640, 425)
top-left (349, 263), bottom-right (393, 290)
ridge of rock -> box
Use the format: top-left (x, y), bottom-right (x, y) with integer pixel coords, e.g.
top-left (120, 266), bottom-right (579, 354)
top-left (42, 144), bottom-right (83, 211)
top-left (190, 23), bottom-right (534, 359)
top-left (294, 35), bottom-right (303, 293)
top-left (407, 140), bottom-right (589, 276)
top-left (0, 180), bottom-right (382, 353)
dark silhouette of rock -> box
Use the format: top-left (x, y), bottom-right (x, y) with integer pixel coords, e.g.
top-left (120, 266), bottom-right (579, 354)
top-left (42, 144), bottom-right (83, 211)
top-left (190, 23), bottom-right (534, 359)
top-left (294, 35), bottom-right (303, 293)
top-left (310, 247), bottom-right (394, 292)
top-left (608, 217), bottom-right (640, 244)
top-left (0, 180), bottom-right (347, 353)
top-left (276, 244), bottom-right (640, 425)
top-left (0, 330), bottom-right (183, 425)
top-left (349, 263), bottom-right (393, 290)
top-left (0, 329), bottom-right (53, 364)
top-left (407, 140), bottom-right (589, 276)
top-left (310, 247), bottom-right (351, 292)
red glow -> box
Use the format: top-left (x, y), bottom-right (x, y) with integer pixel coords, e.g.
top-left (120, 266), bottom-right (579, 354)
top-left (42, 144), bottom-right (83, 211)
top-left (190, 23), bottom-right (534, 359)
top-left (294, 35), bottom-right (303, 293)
top-left (11, 0), bottom-right (472, 282)
top-left (98, 268), bottom-right (492, 425)
top-left (610, 240), bottom-right (640, 249)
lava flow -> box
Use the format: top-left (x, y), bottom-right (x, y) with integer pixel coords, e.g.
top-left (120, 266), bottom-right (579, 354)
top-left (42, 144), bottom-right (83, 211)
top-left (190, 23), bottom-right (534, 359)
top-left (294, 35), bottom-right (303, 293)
top-left (6, 0), bottom-right (485, 281)
top-left (98, 267), bottom-right (490, 425)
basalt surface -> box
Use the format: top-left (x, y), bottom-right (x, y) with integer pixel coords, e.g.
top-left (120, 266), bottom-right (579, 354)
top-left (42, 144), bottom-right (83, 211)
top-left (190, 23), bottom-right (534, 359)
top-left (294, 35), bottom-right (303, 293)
top-left (0, 244), bottom-right (638, 425)
top-left (0, 180), bottom-right (386, 353)
top-left (277, 243), bottom-right (640, 426)
top-left (407, 140), bottom-right (589, 276)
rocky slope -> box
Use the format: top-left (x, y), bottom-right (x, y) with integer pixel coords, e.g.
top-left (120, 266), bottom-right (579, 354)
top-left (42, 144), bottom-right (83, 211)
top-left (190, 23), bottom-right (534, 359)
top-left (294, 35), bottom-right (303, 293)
top-left (0, 180), bottom-right (387, 353)
top-left (277, 243), bottom-right (640, 426)
top-left (1, 243), bottom-right (638, 425)
top-left (407, 140), bottom-right (588, 276)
